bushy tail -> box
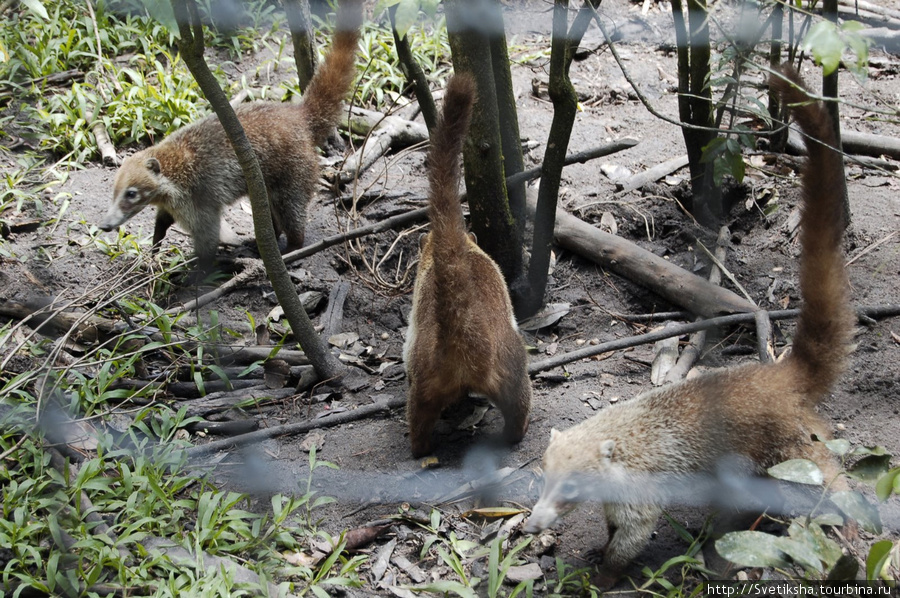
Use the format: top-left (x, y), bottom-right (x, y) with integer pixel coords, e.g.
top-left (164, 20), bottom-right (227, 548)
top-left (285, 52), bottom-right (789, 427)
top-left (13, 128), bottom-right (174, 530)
top-left (302, 0), bottom-right (362, 145)
top-left (770, 65), bottom-right (853, 403)
top-left (427, 74), bottom-right (476, 260)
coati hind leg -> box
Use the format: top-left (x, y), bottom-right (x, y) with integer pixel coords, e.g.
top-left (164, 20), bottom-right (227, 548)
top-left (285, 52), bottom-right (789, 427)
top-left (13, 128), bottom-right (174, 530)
top-left (271, 173), bottom-right (315, 252)
top-left (407, 380), bottom-right (462, 458)
top-left (493, 362), bottom-right (531, 445)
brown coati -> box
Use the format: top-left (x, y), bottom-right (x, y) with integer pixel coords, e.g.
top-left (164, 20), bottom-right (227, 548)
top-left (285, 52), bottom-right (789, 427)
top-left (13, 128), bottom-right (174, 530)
top-left (101, 0), bottom-right (362, 275)
top-left (523, 65), bottom-right (855, 587)
top-left (402, 74), bottom-right (532, 458)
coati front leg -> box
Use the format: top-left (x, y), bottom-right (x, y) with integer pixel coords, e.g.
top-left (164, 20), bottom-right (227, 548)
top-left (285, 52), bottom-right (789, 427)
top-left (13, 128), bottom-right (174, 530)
top-left (152, 209), bottom-right (175, 253)
top-left (596, 503), bottom-right (662, 588)
top-left (188, 206), bottom-right (223, 282)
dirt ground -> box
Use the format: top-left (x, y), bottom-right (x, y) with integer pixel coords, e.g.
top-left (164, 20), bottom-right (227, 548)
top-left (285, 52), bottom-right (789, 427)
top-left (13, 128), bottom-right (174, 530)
top-left (1, 0), bottom-right (899, 594)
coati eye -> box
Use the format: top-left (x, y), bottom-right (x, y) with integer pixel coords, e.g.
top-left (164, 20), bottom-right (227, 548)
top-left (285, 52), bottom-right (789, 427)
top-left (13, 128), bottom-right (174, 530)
top-left (124, 189), bottom-right (138, 202)
top-left (559, 480), bottom-right (579, 501)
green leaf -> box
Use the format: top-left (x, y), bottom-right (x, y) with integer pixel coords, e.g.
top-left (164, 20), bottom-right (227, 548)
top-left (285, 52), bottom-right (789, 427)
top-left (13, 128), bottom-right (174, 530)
top-left (802, 21), bottom-right (844, 75)
top-left (824, 438), bottom-right (851, 456)
top-left (21, 0), bottom-right (49, 19)
top-left (392, 0), bottom-right (420, 40)
top-left (407, 581), bottom-right (478, 598)
top-left (831, 491), bottom-right (882, 534)
top-left (774, 536), bottom-right (823, 573)
top-left (788, 521), bottom-right (841, 569)
top-left (875, 467), bottom-right (900, 502)
top-left (715, 531), bottom-right (790, 568)
top-left (767, 459), bottom-right (824, 485)
top-left (866, 539), bottom-right (894, 581)
top-left (847, 454), bottom-right (892, 483)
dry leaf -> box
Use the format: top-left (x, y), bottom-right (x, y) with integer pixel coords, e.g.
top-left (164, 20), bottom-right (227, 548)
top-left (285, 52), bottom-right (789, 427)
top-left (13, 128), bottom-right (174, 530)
top-left (299, 431), bottom-right (325, 453)
top-left (461, 507), bottom-right (526, 520)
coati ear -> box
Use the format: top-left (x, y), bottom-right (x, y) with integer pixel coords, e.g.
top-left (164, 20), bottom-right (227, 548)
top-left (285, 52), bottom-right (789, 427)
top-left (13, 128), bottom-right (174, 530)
top-left (467, 232), bottom-right (477, 244)
top-left (145, 157), bottom-right (161, 174)
top-left (419, 232), bottom-right (428, 250)
top-left (599, 439), bottom-right (616, 461)
top-left (550, 428), bottom-right (560, 441)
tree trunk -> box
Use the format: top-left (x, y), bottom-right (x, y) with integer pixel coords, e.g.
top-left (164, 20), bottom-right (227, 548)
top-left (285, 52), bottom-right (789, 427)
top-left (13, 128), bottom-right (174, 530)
top-left (671, 0), bottom-right (722, 226)
top-left (283, 0), bottom-right (317, 91)
top-left (171, 0), bottom-right (344, 382)
top-left (822, 0), bottom-right (851, 227)
top-left (389, 4), bottom-right (438, 132)
top-left (444, 0), bottom-right (524, 296)
top-left (521, 0), bottom-right (599, 318)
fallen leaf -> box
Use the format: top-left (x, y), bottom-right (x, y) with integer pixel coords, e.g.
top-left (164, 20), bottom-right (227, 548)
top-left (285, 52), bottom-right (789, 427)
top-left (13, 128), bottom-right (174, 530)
top-left (461, 507), bottom-right (526, 520)
top-left (343, 524), bottom-right (390, 551)
top-left (600, 163), bottom-right (632, 182)
top-left (328, 331), bottom-right (359, 348)
top-left (300, 431), bottom-right (325, 452)
top-left (599, 212), bottom-right (618, 235)
top-left (519, 303), bottom-right (571, 331)
top-left (282, 551), bottom-right (320, 567)
top-left (457, 404), bottom-right (489, 430)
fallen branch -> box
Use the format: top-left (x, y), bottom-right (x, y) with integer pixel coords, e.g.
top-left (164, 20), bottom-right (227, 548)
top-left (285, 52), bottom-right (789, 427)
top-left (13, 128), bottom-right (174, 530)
top-left (528, 304), bottom-right (900, 374)
top-left (789, 127), bottom-right (900, 161)
top-left (617, 154), bottom-right (689, 193)
top-left (754, 309), bottom-right (774, 364)
top-left (663, 225), bottom-right (729, 383)
top-left (322, 280), bottom-right (351, 338)
top-left (166, 258), bottom-right (265, 315)
top-left (339, 106), bottom-right (430, 185)
top-left (184, 395), bottom-right (407, 458)
top-left (181, 386), bottom-right (300, 418)
top-left (839, 0), bottom-right (900, 20)
top-left (525, 190), bottom-right (756, 318)
top-left (507, 138), bottom-right (639, 188)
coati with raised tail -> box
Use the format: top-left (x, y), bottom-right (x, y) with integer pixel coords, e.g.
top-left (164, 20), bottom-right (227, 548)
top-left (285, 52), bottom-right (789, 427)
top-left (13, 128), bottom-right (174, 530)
top-left (101, 0), bottom-right (362, 276)
top-left (524, 66), bottom-right (855, 587)
top-left (402, 74), bottom-right (532, 458)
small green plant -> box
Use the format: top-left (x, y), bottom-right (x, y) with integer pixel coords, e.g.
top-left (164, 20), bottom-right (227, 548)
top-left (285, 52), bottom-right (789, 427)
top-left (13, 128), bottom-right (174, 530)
top-left (802, 19), bottom-right (871, 78)
top-left (546, 558), bottom-right (600, 598)
top-left (716, 440), bottom-right (893, 583)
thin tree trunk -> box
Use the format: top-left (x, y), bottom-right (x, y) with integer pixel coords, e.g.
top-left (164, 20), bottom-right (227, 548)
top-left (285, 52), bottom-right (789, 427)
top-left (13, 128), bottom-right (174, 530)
top-left (522, 0), bottom-right (599, 318)
top-left (171, 0), bottom-right (344, 382)
top-left (486, 0), bottom-right (527, 310)
top-left (672, 0), bottom-right (721, 226)
top-left (822, 0), bottom-right (851, 227)
top-left (444, 0), bottom-right (523, 290)
top-left (389, 5), bottom-right (438, 132)
top-left (283, 0), bottom-right (317, 91)
top-left (768, 0), bottom-right (787, 152)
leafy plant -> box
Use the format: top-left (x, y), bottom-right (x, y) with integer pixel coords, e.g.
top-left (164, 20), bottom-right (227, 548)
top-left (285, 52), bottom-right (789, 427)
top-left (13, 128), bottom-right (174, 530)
top-left (716, 441), bottom-right (893, 582)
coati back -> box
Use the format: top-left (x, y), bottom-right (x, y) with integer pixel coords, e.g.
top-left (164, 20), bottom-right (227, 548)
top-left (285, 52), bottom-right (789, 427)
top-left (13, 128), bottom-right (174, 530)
top-left (524, 66), bottom-right (854, 587)
top-left (101, 0), bottom-right (362, 276)
top-left (402, 74), bottom-right (532, 458)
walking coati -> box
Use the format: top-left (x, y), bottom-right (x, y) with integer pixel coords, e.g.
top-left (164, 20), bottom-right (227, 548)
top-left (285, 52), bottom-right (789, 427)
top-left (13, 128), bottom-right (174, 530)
top-left (524, 65), bottom-right (855, 587)
top-left (403, 74), bottom-right (532, 458)
top-left (101, 0), bottom-right (362, 276)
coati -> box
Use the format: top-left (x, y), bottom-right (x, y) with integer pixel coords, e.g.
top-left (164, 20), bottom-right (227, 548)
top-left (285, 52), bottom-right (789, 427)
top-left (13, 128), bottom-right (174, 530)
top-left (402, 74), bottom-right (532, 458)
top-left (523, 65), bottom-right (854, 587)
top-left (100, 0), bottom-right (362, 276)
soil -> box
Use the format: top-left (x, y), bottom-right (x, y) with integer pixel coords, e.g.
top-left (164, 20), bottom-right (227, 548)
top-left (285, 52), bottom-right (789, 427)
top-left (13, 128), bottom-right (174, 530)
top-left (1, 0), bottom-right (899, 595)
